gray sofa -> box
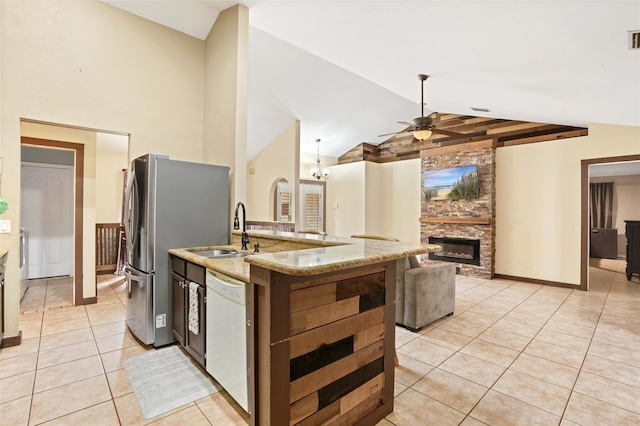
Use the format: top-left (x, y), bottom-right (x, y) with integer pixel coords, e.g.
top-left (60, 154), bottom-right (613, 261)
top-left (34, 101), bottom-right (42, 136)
top-left (396, 260), bottom-right (455, 331)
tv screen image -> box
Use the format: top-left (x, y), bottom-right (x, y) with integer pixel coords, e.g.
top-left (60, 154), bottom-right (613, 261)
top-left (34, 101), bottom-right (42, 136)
top-left (423, 165), bottom-right (480, 201)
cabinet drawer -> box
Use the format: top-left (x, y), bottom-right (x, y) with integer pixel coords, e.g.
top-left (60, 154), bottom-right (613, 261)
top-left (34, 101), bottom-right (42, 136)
top-left (171, 255), bottom-right (186, 277)
top-left (186, 261), bottom-right (205, 284)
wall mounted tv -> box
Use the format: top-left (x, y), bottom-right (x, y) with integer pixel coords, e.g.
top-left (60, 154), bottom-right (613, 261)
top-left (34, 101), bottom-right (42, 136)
top-left (423, 165), bottom-right (480, 201)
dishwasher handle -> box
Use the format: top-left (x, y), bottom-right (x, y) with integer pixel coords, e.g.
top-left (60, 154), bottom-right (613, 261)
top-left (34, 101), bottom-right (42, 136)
top-left (206, 270), bottom-right (246, 305)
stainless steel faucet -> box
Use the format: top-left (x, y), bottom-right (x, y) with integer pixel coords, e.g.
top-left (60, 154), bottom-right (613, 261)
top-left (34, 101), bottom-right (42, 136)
top-left (233, 202), bottom-right (250, 250)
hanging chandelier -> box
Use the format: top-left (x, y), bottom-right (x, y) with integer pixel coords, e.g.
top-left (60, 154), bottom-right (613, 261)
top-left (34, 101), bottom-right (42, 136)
top-left (310, 138), bottom-right (330, 180)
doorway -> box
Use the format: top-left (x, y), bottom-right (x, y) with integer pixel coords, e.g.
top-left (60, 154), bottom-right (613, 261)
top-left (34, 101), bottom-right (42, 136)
top-left (20, 160), bottom-right (74, 312)
top-left (580, 154), bottom-right (640, 290)
top-left (20, 137), bottom-right (85, 308)
top-left (299, 180), bottom-right (326, 233)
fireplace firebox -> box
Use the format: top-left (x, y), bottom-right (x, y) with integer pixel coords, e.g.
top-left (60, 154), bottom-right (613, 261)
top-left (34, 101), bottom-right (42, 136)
top-left (428, 237), bottom-right (481, 265)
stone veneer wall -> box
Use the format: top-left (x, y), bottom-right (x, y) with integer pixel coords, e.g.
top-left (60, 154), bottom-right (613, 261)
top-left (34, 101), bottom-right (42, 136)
top-left (420, 142), bottom-right (496, 278)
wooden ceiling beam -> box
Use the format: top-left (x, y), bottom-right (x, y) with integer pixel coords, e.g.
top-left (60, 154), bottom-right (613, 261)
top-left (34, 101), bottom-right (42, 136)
top-left (338, 114), bottom-right (587, 165)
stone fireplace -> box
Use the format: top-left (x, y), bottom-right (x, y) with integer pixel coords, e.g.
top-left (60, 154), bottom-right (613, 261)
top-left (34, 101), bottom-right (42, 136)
top-left (420, 140), bottom-right (496, 278)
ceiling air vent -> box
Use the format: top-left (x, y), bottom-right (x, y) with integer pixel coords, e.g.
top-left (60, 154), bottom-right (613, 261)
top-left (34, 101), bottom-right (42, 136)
top-left (629, 31), bottom-right (640, 50)
top-left (470, 106), bottom-right (491, 113)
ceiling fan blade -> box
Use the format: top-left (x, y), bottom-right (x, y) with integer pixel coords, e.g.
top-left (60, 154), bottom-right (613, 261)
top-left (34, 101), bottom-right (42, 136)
top-left (397, 121), bottom-right (414, 127)
top-left (431, 128), bottom-right (465, 137)
top-left (378, 130), bottom-right (415, 138)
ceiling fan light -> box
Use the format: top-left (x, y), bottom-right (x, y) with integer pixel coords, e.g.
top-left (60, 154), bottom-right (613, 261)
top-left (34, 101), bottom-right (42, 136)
top-left (413, 129), bottom-right (432, 141)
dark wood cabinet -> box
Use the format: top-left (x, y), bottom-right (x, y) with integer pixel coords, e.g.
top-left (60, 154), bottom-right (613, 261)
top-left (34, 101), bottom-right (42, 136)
top-left (626, 220), bottom-right (640, 281)
top-left (170, 255), bottom-right (207, 367)
top-left (590, 228), bottom-right (617, 259)
top-left (171, 271), bottom-right (186, 346)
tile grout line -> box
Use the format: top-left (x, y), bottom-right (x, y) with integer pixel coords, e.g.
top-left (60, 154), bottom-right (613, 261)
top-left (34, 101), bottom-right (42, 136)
top-left (456, 280), bottom-right (572, 423)
top-left (557, 262), bottom-right (615, 422)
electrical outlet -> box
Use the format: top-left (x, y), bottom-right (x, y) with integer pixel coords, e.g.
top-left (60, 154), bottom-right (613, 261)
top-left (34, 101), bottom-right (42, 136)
top-left (0, 220), bottom-right (10, 234)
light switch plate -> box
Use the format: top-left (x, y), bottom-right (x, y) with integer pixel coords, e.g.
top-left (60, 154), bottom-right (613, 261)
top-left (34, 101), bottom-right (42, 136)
top-left (0, 220), bottom-right (10, 233)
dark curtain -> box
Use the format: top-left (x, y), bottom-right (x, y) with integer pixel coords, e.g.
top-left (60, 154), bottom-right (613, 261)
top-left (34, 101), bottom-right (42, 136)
top-left (589, 182), bottom-right (614, 229)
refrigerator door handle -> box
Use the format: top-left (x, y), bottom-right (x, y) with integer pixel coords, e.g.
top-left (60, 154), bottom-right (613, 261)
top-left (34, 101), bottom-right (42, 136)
top-left (123, 265), bottom-right (145, 298)
top-left (124, 170), bottom-right (138, 256)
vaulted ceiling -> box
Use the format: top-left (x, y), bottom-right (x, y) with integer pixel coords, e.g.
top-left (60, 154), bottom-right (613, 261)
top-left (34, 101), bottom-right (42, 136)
top-left (103, 1), bottom-right (640, 160)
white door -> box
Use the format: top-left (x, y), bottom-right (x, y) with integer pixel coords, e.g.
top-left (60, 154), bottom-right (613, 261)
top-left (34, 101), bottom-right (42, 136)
top-left (21, 163), bottom-right (73, 279)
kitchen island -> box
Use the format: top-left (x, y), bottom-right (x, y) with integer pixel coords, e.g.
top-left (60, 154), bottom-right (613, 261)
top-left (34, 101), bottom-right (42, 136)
top-left (169, 231), bottom-right (439, 426)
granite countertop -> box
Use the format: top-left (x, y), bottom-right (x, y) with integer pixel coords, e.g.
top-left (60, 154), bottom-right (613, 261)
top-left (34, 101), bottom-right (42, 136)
top-left (169, 245), bottom-right (251, 282)
top-left (169, 230), bottom-right (440, 282)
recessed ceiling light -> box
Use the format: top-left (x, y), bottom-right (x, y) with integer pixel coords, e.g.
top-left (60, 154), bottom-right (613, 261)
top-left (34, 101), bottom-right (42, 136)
top-left (470, 106), bottom-right (491, 113)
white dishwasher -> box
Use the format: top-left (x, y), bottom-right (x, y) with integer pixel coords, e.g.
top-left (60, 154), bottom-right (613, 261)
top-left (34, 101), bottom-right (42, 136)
top-left (205, 269), bottom-right (249, 412)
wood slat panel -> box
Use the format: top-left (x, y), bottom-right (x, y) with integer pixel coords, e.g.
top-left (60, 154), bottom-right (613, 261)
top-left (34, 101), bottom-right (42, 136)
top-left (353, 323), bottom-right (385, 352)
top-left (333, 389), bottom-right (384, 426)
top-left (419, 217), bottom-right (492, 225)
top-left (339, 373), bottom-right (385, 416)
top-left (290, 352), bottom-right (358, 404)
top-left (289, 265), bottom-right (386, 292)
top-left (356, 340), bottom-right (385, 367)
top-left (290, 336), bottom-right (354, 383)
top-left (486, 121), bottom-right (551, 135)
top-left (359, 289), bottom-right (385, 312)
top-left (336, 272), bottom-right (385, 300)
top-left (290, 297), bottom-right (360, 335)
top-left (420, 139), bottom-right (495, 157)
top-left (316, 357), bottom-right (384, 410)
top-left (296, 399), bottom-right (340, 426)
top-left (501, 128), bottom-right (588, 146)
top-left (290, 306), bottom-right (384, 359)
top-left (290, 392), bottom-right (319, 425)
top-left (290, 282), bottom-right (337, 313)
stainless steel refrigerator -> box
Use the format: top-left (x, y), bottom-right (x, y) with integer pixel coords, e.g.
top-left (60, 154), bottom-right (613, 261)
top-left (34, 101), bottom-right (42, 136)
top-left (124, 154), bottom-right (229, 347)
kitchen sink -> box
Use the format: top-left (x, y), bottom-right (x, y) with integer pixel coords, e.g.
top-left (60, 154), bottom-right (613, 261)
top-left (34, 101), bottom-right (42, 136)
top-left (189, 248), bottom-right (247, 258)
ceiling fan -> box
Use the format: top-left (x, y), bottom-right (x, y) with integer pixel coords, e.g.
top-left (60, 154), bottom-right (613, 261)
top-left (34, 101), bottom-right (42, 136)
top-left (380, 74), bottom-right (465, 141)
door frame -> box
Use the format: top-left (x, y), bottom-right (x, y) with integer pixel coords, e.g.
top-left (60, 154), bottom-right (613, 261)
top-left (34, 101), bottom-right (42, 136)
top-left (580, 154), bottom-right (640, 290)
top-left (21, 137), bottom-right (86, 305)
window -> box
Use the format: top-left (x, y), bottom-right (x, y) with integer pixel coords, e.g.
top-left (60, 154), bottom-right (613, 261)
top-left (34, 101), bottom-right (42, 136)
top-left (275, 179), bottom-right (291, 222)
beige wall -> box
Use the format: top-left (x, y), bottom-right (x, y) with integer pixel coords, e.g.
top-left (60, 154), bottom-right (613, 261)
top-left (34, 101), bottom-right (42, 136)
top-left (364, 162), bottom-right (384, 236)
top-left (495, 123), bottom-right (640, 286)
top-left (247, 120), bottom-right (300, 221)
top-left (380, 159), bottom-right (422, 243)
top-left (203, 5), bottom-right (249, 208)
top-left (95, 150), bottom-right (128, 224)
top-left (1, 0), bottom-right (208, 339)
top-left (326, 162), bottom-right (366, 237)
top-left (325, 159), bottom-right (421, 242)
top-left (591, 174), bottom-right (640, 257)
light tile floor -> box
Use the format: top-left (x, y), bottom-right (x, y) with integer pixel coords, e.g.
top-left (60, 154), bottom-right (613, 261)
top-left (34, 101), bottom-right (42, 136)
top-left (1, 259), bottom-right (639, 425)
top-left (20, 277), bottom-right (74, 314)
